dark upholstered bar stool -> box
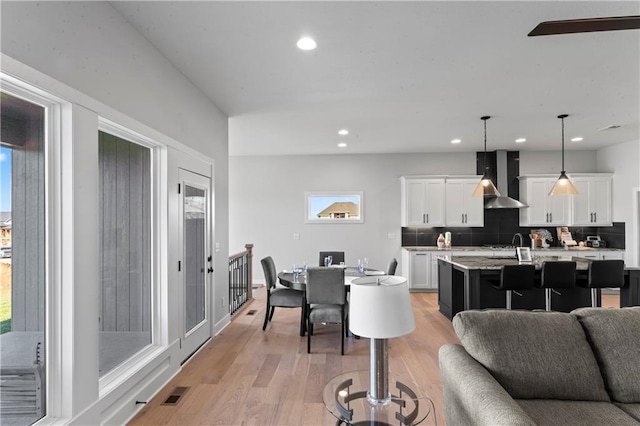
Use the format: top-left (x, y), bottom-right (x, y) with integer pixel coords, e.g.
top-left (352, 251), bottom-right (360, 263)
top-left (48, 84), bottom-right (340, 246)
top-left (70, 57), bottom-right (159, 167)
top-left (537, 261), bottom-right (577, 311)
top-left (578, 259), bottom-right (625, 307)
top-left (490, 264), bottom-right (536, 309)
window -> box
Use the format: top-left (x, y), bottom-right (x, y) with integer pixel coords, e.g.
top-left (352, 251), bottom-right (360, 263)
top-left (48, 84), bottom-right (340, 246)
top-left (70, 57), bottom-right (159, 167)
top-left (0, 91), bottom-right (47, 424)
top-left (98, 131), bottom-right (151, 376)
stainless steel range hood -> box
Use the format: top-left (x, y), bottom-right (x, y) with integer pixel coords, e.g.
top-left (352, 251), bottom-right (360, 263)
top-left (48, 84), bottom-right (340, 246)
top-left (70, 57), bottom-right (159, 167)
top-left (484, 150), bottom-right (528, 209)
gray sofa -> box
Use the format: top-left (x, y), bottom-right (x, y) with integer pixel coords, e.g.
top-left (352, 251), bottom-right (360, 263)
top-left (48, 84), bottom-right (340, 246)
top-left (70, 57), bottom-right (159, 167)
top-left (439, 307), bottom-right (640, 425)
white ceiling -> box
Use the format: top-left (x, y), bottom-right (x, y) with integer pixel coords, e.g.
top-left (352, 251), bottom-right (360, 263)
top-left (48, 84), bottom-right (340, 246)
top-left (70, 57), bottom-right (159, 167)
top-left (110, 1), bottom-right (640, 156)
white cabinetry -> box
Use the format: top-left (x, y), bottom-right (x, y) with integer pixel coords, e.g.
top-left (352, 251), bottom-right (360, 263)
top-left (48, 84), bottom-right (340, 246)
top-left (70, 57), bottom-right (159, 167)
top-left (519, 176), bottom-right (570, 226)
top-left (445, 177), bottom-right (484, 227)
top-left (571, 174), bottom-right (613, 226)
top-left (403, 250), bottom-right (433, 291)
top-left (401, 177), bottom-right (446, 226)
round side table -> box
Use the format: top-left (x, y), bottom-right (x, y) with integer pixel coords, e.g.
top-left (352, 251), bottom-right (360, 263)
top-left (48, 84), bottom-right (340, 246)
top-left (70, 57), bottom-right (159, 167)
top-left (322, 370), bottom-right (436, 426)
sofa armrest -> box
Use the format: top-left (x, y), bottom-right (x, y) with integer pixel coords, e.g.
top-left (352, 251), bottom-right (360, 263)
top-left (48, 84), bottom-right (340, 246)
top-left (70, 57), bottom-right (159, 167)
top-left (439, 344), bottom-right (536, 426)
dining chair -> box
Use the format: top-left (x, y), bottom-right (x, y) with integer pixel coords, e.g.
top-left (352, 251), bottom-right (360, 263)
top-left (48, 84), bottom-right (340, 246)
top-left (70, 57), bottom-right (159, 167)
top-left (318, 251), bottom-right (345, 266)
top-left (261, 256), bottom-right (306, 336)
top-left (306, 267), bottom-right (347, 355)
top-left (386, 258), bottom-right (398, 275)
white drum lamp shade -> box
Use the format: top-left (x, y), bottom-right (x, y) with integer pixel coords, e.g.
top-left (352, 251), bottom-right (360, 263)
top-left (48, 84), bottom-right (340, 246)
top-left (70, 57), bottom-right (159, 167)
top-left (349, 276), bottom-right (415, 339)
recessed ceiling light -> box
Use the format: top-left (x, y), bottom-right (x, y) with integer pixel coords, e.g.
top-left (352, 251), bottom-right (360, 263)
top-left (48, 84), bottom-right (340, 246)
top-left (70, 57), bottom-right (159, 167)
top-left (571, 137), bottom-right (583, 142)
top-left (515, 138), bottom-right (526, 143)
top-left (451, 139), bottom-right (462, 144)
top-left (338, 129), bottom-right (349, 136)
top-left (337, 142), bottom-right (347, 148)
top-left (297, 37), bottom-right (317, 50)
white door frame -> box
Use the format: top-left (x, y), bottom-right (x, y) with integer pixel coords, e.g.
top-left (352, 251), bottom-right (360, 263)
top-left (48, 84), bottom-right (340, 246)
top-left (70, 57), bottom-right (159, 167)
top-left (167, 147), bottom-right (214, 363)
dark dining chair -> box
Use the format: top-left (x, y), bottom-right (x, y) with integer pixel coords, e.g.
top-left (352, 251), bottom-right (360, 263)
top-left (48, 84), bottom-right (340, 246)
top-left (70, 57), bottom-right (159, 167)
top-left (490, 264), bottom-right (536, 309)
top-left (386, 258), bottom-right (398, 275)
top-left (578, 259), bottom-right (625, 307)
top-left (318, 251), bottom-right (345, 266)
top-left (261, 256), bottom-right (306, 336)
top-left (536, 261), bottom-right (577, 311)
top-left (306, 267), bottom-right (347, 355)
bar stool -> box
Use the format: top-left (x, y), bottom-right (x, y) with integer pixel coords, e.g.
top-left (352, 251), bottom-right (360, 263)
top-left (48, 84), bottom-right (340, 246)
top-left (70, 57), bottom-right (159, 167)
top-left (578, 259), bottom-right (625, 307)
top-left (490, 264), bottom-right (536, 309)
top-left (537, 261), bottom-right (577, 311)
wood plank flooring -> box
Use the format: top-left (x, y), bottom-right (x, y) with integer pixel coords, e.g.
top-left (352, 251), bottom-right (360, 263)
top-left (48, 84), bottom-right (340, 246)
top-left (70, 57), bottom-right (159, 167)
top-left (128, 290), bottom-right (620, 426)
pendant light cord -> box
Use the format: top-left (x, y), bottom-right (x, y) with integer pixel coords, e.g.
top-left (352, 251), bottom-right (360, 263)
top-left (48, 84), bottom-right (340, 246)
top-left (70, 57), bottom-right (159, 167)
top-left (481, 116), bottom-right (490, 174)
top-left (558, 114), bottom-right (568, 172)
top-left (561, 116), bottom-right (565, 171)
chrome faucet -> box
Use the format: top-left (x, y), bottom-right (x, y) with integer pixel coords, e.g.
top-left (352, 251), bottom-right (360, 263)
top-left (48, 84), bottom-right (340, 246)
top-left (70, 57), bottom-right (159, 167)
top-left (512, 233), bottom-right (524, 247)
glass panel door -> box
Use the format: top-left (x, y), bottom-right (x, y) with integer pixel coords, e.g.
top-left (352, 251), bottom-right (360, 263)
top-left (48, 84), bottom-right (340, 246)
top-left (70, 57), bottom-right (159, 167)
top-left (179, 169), bottom-right (211, 360)
top-left (184, 184), bottom-right (206, 333)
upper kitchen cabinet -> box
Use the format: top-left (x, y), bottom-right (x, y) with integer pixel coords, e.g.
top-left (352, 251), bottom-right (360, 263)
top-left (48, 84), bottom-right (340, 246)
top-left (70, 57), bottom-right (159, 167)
top-left (444, 177), bottom-right (484, 227)
top-left (401, 176), bottom-right (446, 226)
top-left (519, 176), bottom-right (570, 226)
top-left (570, 174), bottom-right (613, 226)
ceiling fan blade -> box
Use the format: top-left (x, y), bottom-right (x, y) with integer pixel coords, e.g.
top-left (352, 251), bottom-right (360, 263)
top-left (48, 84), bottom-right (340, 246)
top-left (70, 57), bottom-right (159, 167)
top-left (528, 15), bottom-right (640, 36)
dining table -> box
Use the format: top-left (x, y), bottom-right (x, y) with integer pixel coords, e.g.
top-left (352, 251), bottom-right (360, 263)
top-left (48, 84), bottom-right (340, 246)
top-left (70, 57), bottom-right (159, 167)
top-left (277, 266), bottom-right (388, 337)
top-left (277, 266), bottom-right (386, 291)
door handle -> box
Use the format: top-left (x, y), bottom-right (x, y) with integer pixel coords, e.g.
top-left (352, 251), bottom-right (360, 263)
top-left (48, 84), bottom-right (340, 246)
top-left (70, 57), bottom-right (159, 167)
top-left (593, 212), bottom-right (596, 222)
top-left (207, 267), bottom-right (214, 273)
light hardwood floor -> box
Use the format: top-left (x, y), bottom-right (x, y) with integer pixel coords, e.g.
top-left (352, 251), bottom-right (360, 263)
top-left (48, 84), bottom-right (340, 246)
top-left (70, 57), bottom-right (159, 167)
top-left (128, 290), bottom-right (620, 426)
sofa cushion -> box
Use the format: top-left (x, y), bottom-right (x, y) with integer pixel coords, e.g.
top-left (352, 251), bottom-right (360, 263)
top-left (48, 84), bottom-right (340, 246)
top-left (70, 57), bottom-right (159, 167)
top-left (516, 400), bottom-right (639, 426)
top-left (573, 307), bottom-right (640, 403)
top-left (616, 403), bottom-right (640, 422)
top-left (453, 310), bottom-right (609, 401)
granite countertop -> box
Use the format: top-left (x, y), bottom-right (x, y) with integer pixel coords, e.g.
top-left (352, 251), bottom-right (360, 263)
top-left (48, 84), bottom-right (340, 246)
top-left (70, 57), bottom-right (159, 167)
top-left (444, 255), bottom-right (592, 271)
top-left (403, 246), bottom-right (624, 252)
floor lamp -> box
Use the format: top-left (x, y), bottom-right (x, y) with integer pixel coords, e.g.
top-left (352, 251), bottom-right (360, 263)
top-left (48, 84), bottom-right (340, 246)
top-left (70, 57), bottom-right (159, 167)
top-left (349, 276), bottom-right (416, 406)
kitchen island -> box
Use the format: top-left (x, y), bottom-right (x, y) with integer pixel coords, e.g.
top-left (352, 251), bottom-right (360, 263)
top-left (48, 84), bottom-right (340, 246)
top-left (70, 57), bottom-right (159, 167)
top-left (437, 256), bottom-right (640, 320)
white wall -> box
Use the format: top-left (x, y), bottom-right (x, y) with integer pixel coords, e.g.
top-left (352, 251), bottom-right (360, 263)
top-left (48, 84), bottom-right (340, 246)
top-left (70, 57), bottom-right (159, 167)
top-left (597, 140), bottom-right (640, 266)
top-left (230, 152), bottom-right (475, 280)
top-left (230, 150), bottom-right (611, 283)
top-left (2, 2), bottom-right (229, 424)
top-left (519, 150), bottom-right (597, 175)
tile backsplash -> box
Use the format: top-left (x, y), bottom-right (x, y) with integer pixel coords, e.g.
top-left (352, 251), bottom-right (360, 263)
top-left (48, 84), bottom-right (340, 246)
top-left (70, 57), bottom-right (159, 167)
top-left (402, 209), bottom-right (625, 249)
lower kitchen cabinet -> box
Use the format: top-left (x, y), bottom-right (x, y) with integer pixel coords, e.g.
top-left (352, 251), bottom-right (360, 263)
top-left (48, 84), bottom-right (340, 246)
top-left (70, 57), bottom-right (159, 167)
top-left (405, 251), bottom-right (434, 291)
top-left (403, 249), bottom-right (492, 291)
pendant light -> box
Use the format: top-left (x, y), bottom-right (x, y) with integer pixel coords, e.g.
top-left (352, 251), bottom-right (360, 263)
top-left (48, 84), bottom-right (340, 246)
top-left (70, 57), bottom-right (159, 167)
top-left (472, 116), bottom-right (500, 197)
top-left (548, 114), bottom-right (578, 196)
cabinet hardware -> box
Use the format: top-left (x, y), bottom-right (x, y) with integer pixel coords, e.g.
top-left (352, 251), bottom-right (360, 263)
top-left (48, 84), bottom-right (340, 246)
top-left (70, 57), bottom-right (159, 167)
top-left (550, 213), bottom-right (552, 222)
top-left (426, 214), bottom-right (429, 223)
top-left (594, 212), bottom-right (597, 222)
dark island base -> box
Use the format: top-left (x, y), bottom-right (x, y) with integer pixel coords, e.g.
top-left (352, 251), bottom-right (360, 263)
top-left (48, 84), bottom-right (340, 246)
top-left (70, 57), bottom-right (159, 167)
top-left (438, 259), bottom-right (640, 320)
